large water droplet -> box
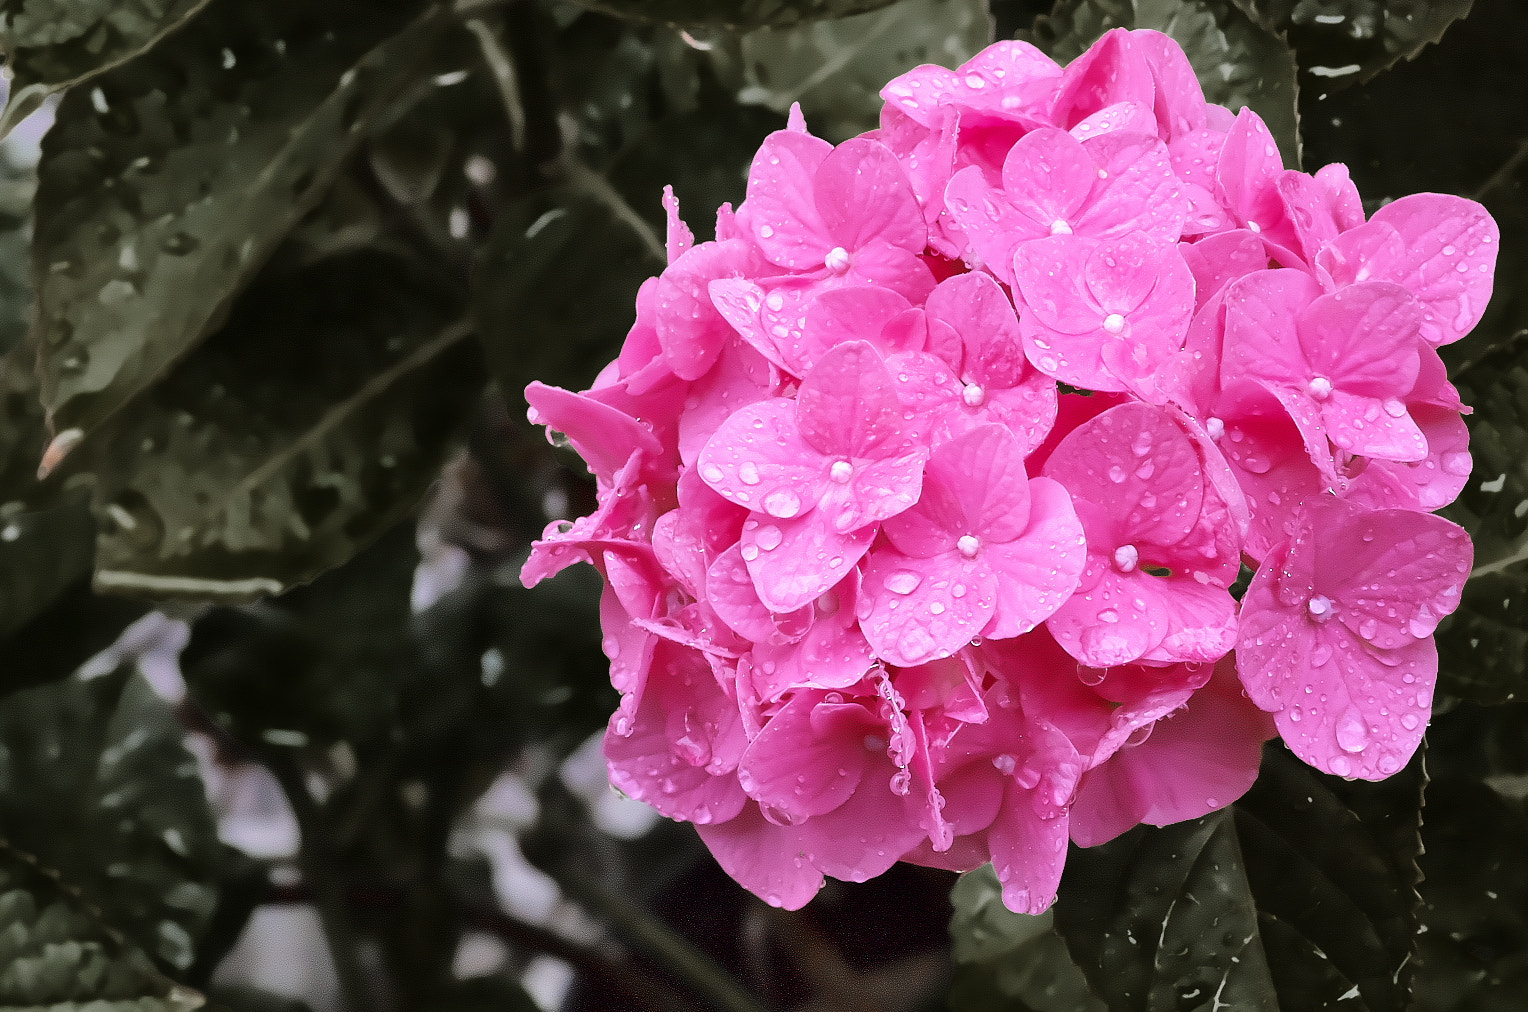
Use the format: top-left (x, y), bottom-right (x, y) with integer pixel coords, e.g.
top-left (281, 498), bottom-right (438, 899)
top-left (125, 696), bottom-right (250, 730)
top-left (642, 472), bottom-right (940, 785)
top-left (763, 488), bottom-right (802, 518)
top-left (1335, 709), bottom-right (1369, 753)
top-left (885, 570), bottom-right (922, 595)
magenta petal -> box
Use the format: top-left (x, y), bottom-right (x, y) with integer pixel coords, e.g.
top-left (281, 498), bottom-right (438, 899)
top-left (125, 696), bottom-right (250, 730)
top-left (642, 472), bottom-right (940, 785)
top-left (696, 803), bottom-right (823, 909)
top-left (814, 137), bottom-right (925, 254)
top-left (1298, 282), bottom-right (1421, 398)
top-left (801, 286), bottom-right (915, 366)
top-left (796, 341), bottom-right (907, 458)
top-left (738, 129), bottom-right (835, 268)
top-left (526, 382), bottom-right (665, 484)
top-left (1365, 192), bottom-right (1500, 346)
top-left (1322, 390), bottom-right (1428, 462)
top-left (709, 544), bottom-right (801, 643)
top-left (942, 166), bottom-right (1036, 285)
top-left (1076, 133), bottom-right (1189, 244)
top-left (983, 477), bottom-right (1087, 640)
top-left (1222, 269), bottom-right (1322, 391)
top-left (744, 512), bottom-right (877, 613)
top-left (861, 549), bottom-right (997, 667)
top-left (1134, 576), bottom-right (1238, 665)
top-left (1000, 127), bottom-right (1094, 229)
top-left (697, 398), bottom-right (826, 514)
top-left (1046, 565), bottom-right (1165, 668)
top-left (737, 694), bottom-right (868, 819)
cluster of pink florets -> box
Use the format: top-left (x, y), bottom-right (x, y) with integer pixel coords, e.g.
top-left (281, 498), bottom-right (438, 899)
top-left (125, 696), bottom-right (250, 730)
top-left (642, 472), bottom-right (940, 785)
top-left (520, 28), bottom-right (1495, 912)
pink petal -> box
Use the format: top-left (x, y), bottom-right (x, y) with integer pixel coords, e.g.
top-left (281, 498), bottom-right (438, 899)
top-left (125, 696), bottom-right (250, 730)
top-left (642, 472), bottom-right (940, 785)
top-left (696, 803), bottom-right (823, 909)
top-left (737, 693), bottom-right (868, 820)
top-left (1042, 402), bottom-right (1204, 547)
top-left (737, 129), bottom-right (835, 268)
top-left (526, 382), bottom-right (665, 485)
top-left (743, 512), bottom-right (877, 613)
top-left (1049, 28), bottom-right (1155, 132)
top-left (814, 137), bottom-right (925, 254)
top-left (697, 398), bottom-right (827, 514)
top-left (800, 286), bottom-right (917, 368)
top-left (796, 341), bottom-right (909, 458)
top-left (1320, 505), bottom-right (1472, 649)
top-left (1075, 132), bottom-right (1189, 243)
top-left (1365, 193), bottom-right (1499, 346)
top-left (1298, 282), bottom-right (1422, 398)
top-left (655, 239), bottom-right (758, 380)
top-left (983, 477), bottom-right (1087, 640)
top-left (707, 544), bottom-right (807, 643)
top-left (1221, 268), bottom-right (1321, 390)
top-left (860, 549), bottom-right (997, 666)
top-left (662, 185), bottom-right (694, 263)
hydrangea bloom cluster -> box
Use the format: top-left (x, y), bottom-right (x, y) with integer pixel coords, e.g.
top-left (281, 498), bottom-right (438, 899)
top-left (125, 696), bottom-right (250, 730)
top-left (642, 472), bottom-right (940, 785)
top-left (520, 28), bottom-right (1495, 913)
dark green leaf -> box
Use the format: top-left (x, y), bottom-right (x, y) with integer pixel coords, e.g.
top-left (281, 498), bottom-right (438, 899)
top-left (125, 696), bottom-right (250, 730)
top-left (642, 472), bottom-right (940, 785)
top-left (1227, 0), bottom-right (1474, 84)
top-left (1412, 776), bottom-right (1528, 1011)
top-left (0, 666), bottom-right (220, 972)
top-left (1055, 812), bottom-right (1279, 1012)
top-left (1437, 332), bottom-right (1528, 703)
top-left (564, 0), bottom-right (905, 32)
top-left (72, 229), bottom-right (481, 600)
top-left (1025, 0), bottom-right (1301, 167)
top-left (0, 493), bottom-right (95, 640)
top-left (0, 0), bottom-right (213, 139)
top-left (0, 841), bottom-right (203, 1010)
top-left (30, 0), bottom-right (439, 443)
top-left (1053, 742), bottom-right (1425, 1011)
top-left (725, 0), bottom-right (992, 142)
top-left (948, 864), bottom-right (1103, 1012)
top-left (179, 522), bottom-right (418, 748)
top-left (474, 186), bottom-right (662, 401)
top-left (0, 134), bottom-right (36, 358)
top-left (1234, 742), bottom-right (1425, 1009)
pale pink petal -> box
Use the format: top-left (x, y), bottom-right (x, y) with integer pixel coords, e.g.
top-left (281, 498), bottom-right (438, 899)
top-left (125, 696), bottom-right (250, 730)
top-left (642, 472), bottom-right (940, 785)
top-left (983, 477), bottom-right (1087, 640)
top-left (1049, 28), bottom-right (1155, 132)
top-left (697, 398), bottom-right (826, 513)
top-left (737, 693), bottom-right (868, 819)
top-left (697, 803), bottom-right (823, 909)
top-left (796, 341), bottom-right (909, 458)
top-left (743, 512), bottom-right (877, 613)
top-left (737, 129), bottom-right (835, 268)
top-left (1075, 133), bottom-right (1189, 243)
top-left (1322, 506), bottom-right (1472, 648)
top-left (662, 185), bottom-right (694, 263)
top-left (526, 382), bottom-right (665, 484)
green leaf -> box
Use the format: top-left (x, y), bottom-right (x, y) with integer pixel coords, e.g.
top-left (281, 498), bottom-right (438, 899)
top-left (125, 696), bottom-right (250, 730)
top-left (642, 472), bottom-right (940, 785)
top-left (1053, 742), bottom-right (1425, 1011)
top-left (0, 133), bottom-right (37, 358)
top-left (563, 0), bottom-right (905, 32)
top-left (1025, 0), bottom-right (1301, 168)
top-left (0, 666), bottom-right (220, 972)
top-left (1226, 0), bottom-right (1474, 84)
top-left (0, 494), bottom-right (95, 641)
top-left (474, 186), bottom-right (663, 401)
top-left (1235, 743), bottom-right (1425, 1009)
top-left (948, 864), bottom-right (1104, 1012)
top-left (1412, 776), bottom-right (1528, 1011)
top-left (0, 841), bottom-right (203, 1010)
top-left (1055, 812), bottom-right (1280, 1011)
top-left (68, 218), bottom-right (482, 601)
top-left (725, 0), bottom-right (993, 142)
top-left (179, 522), bottom-right (418, 748)
top-left (29, 0), bottom-right (441, 445)
top-left (1437, 332), bottom-right (1528, 703)
top-left (0, 0), bottom-right (213, 140)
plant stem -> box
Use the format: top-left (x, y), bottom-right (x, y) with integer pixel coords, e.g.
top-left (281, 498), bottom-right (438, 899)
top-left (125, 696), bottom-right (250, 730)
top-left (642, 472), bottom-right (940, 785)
top-left (555, 871), bottom-right (774, 1012)
top-left (267, 755), bottom-right (376, 1012)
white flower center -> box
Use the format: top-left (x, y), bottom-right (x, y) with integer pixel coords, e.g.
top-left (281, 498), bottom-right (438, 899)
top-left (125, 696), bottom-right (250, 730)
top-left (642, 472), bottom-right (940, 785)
top-left (1103, 313), bottom-right (1126, 335)
top-left (1308, 376), bottom-right (1334, 400)
top-left (824, 246), bottom-right (852, 273)
top-left (957, 535), bottom-right (981, 558)
top-left (1205, 416), bottom-right (1225, 440)
top-left (1049, 219), bottom-right (1073, 235)
top-left (1307, 595), bottom-right (1334, 622)
top-left (1113, 544), bottom-right (1139, 573)
top-left (830, 460), bottom-right (854, 483)
top-left (962, 383), bottom-right (986, 407)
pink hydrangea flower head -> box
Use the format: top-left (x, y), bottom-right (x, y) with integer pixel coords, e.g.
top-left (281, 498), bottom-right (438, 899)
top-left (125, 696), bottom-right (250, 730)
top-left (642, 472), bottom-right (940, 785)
top-left (517, 27), bottom-right (1492, 916)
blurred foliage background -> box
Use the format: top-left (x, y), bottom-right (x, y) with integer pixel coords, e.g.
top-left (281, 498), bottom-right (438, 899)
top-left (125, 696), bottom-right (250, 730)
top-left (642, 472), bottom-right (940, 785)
top-left (0, 0), bottom-right (1525, 1009)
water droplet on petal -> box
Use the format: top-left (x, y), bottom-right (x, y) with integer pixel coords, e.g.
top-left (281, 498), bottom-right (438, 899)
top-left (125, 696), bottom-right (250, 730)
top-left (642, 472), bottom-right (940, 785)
top-left (886, 570), bottom-right (922, 595)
